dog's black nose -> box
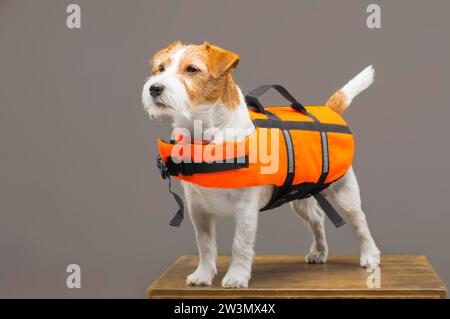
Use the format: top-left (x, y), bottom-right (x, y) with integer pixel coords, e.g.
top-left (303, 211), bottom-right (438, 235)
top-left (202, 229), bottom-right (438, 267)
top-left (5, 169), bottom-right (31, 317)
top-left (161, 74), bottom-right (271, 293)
top-left (150, 84), bottom-right (165, 98)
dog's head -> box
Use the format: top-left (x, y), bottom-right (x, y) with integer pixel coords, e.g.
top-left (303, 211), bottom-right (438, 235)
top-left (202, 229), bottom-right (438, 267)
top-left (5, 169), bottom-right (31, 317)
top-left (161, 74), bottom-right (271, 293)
top-left (142, 41), bottom-right (240, 119)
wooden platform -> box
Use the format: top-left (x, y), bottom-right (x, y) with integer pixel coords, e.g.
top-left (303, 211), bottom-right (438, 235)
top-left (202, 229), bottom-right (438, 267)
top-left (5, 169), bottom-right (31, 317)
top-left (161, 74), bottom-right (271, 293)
top-left (147, 255), bottom-right (447, 299)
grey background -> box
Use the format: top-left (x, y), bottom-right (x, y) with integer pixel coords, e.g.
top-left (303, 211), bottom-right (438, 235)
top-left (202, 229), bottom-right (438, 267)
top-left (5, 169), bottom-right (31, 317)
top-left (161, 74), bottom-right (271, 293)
top-left (1, 0), bottom-right (449, 298)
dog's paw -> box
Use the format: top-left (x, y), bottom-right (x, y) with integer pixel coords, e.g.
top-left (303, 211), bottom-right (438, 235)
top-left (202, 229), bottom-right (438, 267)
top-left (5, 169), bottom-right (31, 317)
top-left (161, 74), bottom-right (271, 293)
top-left (221, 270), bottom-right (250, 288)
top-left (306, 250), bottom-right (328, 264)
top-left (360, 251), bottom-right (381, 268)
top-left (186, 268), bottom-right (215, 286)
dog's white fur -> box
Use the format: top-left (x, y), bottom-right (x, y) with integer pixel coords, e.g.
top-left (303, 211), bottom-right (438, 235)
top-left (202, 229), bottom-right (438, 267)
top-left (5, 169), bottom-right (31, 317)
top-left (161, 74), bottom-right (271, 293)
top-left (142, 46), bottom-right (380, 288)
top-left (341, 65), bottom-right (375, 106)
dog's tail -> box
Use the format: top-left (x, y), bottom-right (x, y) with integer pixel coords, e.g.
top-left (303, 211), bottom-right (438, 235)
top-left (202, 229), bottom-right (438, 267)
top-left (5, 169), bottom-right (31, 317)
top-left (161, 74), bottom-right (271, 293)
top-left (325, 65), bottom-right (374, 114)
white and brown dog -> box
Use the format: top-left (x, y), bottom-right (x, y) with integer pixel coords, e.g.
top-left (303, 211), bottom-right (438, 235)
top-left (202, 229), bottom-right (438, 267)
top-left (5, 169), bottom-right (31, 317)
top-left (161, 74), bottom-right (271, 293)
top-left (142, 41), bottom-right (380, 288)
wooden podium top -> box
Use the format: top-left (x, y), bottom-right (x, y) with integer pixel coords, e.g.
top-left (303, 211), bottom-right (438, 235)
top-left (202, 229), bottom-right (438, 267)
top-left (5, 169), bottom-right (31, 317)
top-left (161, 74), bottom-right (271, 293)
top-left (147, 255), bottom-right (447, 299)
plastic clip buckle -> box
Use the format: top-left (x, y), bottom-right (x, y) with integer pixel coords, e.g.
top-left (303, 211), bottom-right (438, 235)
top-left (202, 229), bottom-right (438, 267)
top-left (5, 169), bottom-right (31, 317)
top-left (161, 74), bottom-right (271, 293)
top-left (156, 155), bottom-right (169, 179)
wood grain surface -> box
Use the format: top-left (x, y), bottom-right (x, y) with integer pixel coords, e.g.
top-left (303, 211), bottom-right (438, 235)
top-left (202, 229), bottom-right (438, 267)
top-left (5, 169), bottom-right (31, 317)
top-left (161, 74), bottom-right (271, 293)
top-left (147, 255), bottom-right (447, 299)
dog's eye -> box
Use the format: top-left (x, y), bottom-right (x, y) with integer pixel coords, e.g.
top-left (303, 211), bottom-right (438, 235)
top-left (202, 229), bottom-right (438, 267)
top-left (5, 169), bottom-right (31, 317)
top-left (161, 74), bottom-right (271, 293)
top-left (158, 64), bottom-right (165, 72)
top-left (186, 65), bottom-right (199, 74)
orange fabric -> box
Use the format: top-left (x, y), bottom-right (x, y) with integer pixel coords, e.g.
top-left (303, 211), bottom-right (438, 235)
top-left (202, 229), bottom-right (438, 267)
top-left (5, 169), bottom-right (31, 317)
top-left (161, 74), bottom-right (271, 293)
top-left (158, 106), bottom-right (354, 188)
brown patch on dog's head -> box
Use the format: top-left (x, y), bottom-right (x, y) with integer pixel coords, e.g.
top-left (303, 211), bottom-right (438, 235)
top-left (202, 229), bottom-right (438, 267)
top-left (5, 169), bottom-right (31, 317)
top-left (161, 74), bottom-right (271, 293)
top-left (151, 41), bottom-right (183, 75)
top-left (177, 42), bottom-right (240, 109)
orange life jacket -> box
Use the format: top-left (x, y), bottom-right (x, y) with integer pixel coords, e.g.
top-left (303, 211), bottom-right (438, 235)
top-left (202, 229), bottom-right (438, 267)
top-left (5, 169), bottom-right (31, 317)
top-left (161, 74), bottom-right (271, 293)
top-left (156, 85), bottom-right (354, 228)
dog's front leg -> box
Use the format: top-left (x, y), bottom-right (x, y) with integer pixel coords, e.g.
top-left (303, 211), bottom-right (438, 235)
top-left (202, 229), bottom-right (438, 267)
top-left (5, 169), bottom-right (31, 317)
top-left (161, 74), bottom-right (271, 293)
top-left (186, 207), bottom-right (217, 286)
top-left (222, 207), bottom-right (258, 288)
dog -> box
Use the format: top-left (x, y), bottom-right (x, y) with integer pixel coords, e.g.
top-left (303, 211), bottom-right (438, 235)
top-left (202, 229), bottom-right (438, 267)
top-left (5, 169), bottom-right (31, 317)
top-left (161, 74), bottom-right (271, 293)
top-left (142, 41), bottom-right (380, 288)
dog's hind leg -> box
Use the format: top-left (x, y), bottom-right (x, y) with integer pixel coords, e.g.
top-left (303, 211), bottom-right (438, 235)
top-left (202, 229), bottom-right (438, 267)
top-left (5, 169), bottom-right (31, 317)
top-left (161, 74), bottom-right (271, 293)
top-left (291, 197), bottom-right (329, 264)
top-left (323, 167), bottom-right (381, 268)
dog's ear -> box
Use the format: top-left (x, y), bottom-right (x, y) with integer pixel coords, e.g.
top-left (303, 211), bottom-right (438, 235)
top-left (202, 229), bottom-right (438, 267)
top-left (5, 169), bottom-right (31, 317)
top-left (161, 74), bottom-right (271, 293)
top-left (203, 42), bottom-right (240, 78)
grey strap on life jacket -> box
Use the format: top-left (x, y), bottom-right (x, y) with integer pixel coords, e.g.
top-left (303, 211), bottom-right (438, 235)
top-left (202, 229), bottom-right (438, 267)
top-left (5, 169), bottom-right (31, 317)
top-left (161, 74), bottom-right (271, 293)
top-left (156, 155), bottom-right (184, 227)
top-left (313, 192), bottom-right (346, 228)
top-left (167, 177), bottom-right (184, 227)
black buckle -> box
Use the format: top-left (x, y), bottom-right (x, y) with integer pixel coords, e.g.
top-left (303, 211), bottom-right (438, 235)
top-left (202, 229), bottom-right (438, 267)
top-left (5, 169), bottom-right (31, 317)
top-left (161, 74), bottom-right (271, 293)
top-left (180, 161), bottom-right (194, 176)
top-left (160, 156), bottom-right (195, 177)
top-left (156, 155), bottom-right (169, 179)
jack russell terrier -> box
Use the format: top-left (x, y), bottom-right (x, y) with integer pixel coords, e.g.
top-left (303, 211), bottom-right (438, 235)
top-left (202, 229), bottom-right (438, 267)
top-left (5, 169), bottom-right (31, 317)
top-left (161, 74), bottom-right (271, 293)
top-left (142, 41), bottom-right (380, 288)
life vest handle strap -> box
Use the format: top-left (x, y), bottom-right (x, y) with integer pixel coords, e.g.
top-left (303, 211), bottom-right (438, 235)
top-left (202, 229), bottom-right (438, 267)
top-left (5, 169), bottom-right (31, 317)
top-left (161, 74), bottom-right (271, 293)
top-left (245, 84), bottom-right (306, 114)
